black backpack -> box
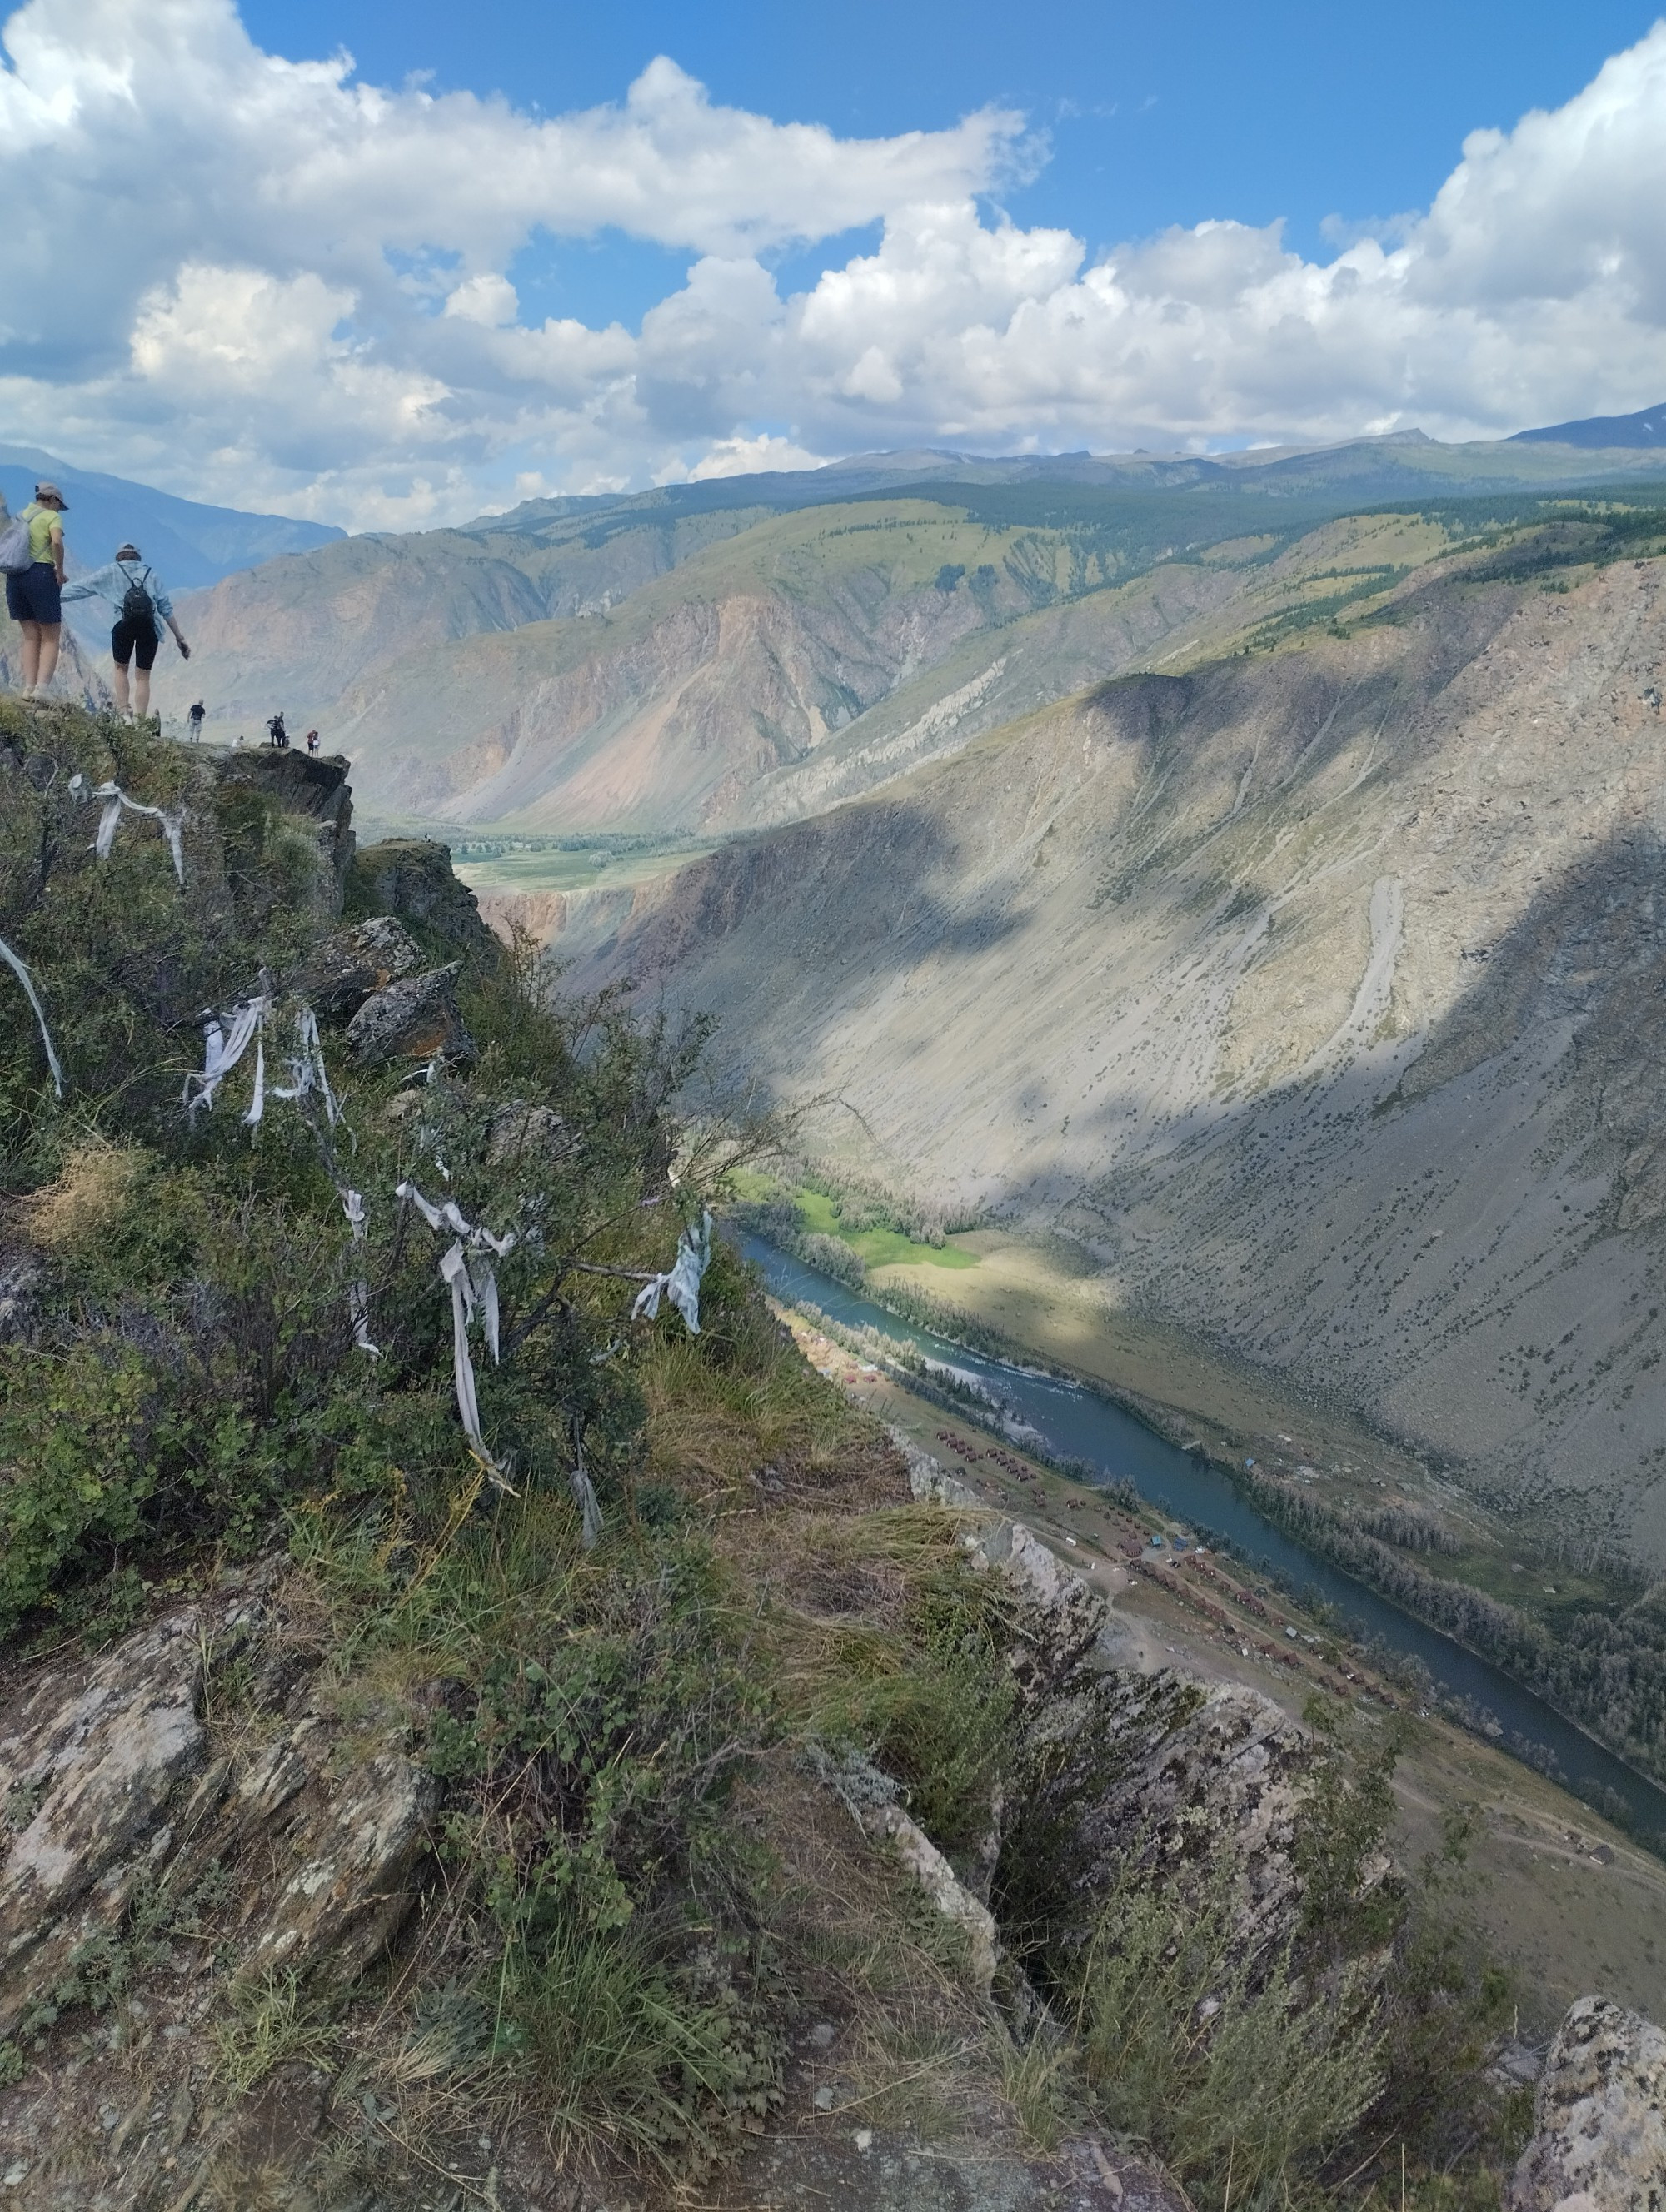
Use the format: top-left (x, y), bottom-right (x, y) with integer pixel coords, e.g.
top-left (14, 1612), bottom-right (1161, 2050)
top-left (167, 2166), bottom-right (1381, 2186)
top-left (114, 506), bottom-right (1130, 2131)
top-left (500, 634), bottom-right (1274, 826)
top-left (119, 563), bottom-right (154, 622)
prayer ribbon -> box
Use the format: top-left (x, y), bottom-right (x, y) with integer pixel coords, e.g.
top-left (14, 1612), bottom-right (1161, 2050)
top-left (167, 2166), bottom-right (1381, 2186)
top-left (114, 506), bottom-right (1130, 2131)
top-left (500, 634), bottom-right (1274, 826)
top-left (396, 1180), bottom-right (518, 1494)
top-left (89, 781), bottom-right (187, 884)
top-left (631, 1209), bottom-right (714, 1335)
top-left (0, 933), bottom-right (64, 1099)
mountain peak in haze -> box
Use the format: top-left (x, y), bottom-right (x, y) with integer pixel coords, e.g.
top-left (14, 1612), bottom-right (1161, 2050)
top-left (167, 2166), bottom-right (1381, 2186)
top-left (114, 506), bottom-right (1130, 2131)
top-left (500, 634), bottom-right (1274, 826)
top-left (0, 446), bottom-right (342, 586)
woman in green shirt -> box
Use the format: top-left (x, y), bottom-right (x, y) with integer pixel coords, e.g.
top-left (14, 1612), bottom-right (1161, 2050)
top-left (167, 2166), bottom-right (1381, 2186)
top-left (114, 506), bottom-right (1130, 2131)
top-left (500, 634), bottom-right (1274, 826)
top-left (5, 481), bottom-right (67, 695)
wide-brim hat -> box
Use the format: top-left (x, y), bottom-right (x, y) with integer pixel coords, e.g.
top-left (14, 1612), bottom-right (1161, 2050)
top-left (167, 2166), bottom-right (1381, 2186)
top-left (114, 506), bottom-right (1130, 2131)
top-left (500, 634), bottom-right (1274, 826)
top-left (34, 481), bottom-right (67, 508)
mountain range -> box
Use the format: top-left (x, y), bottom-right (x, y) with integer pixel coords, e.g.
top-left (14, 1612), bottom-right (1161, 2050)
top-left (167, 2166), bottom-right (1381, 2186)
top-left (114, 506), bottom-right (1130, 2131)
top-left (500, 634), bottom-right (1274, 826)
top-left (0, 446), bottom-right (342, 588)
top-left (152, 420), bottom-right (1666, 824)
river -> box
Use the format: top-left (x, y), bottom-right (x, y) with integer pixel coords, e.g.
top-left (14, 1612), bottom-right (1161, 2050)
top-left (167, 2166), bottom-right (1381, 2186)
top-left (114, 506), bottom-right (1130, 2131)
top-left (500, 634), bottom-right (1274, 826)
top-left (738, 1233), bottom-right (1666, 1845)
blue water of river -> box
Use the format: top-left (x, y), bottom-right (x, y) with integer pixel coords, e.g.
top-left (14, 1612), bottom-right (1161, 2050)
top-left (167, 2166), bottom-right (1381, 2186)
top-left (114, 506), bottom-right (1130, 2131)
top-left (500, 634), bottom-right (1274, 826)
top-left (737, 1233), bottom-right (1666, 1846)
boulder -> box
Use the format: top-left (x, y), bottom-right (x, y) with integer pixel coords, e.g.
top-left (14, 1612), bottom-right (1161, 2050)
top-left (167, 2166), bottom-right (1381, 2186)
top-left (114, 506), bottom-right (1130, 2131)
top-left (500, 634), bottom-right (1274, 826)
top-left (347, 837), bottom-right (498, 964)
top-left (290, 913), bottom-right (424, 1023)
top-left (1506, 1995), bottom-right (1666, 2212)
top-left (345, 962), bottom-right (476, 1067)
top-left (487, 1099), bottom-right (569, 1166)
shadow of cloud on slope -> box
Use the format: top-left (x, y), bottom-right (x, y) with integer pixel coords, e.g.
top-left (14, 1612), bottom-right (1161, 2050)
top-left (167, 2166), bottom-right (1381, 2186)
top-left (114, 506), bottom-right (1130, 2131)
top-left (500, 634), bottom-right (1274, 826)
top-left (591, 795), bottom-right (1023, 1019)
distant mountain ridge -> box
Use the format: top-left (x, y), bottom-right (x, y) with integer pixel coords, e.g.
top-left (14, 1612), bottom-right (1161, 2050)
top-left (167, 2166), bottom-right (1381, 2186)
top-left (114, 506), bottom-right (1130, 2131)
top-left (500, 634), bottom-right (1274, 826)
top-left (161, 420), bottom-right (1666, 826)
top-left (0, 446), bottom-right (342, 587)
top-left (1509, 401), bottom-right (1666, 449)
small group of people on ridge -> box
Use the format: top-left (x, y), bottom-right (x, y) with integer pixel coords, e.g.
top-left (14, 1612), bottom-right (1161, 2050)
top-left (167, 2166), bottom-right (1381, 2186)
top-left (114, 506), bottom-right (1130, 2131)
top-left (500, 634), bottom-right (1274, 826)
top-left (264, 712), bottom-right (322, 754)
top-left (3, 479), bottom-right (190, 719)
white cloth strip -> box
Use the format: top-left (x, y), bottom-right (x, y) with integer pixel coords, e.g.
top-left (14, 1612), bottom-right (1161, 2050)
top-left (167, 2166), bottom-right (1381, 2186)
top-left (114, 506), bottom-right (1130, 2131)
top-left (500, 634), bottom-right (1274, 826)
top-left (631, 1208), bottom-right (714, 1335)
top-left (88, 781), bottom-right (187, 885)
top-left (340, 1187), bottom-right (379, 1357)
top-left (397, 1181), bottom-right (518, 1494)
top-left (270, 1006), bottom-right (339, 1126)
top-left (185, 994), bottom-right (268, 1118)
top-left (571, 1463), bottom-right (603, 1552)
top-left (244, 1032), bottom-right (266, 1126)
top-left (0, 933), bottom-right (64, 1099)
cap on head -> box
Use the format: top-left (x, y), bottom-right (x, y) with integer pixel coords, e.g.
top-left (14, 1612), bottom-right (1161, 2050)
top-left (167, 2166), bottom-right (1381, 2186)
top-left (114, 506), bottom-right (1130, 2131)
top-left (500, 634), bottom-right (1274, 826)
top-left (116, 542), bottom-right (141, 560)
top-left (33, 481), bottom-right (66, 508)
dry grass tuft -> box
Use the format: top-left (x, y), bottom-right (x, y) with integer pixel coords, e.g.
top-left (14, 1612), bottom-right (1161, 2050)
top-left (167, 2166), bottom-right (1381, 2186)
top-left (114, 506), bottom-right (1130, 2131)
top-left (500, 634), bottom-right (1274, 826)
top-left (21, 1136), bottom-right (146, 1251)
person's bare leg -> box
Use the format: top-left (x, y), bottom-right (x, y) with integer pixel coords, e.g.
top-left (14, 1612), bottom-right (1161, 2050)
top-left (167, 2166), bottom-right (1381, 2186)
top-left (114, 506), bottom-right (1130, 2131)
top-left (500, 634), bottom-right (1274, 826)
top-left (132, 667), bottom-right (151, 718)
top-left (17, 620), bottom-right (40, 691)
top-left (112, 660), bottom-right (131, 716)
top-left (35, 624), bottom-right (60, 690)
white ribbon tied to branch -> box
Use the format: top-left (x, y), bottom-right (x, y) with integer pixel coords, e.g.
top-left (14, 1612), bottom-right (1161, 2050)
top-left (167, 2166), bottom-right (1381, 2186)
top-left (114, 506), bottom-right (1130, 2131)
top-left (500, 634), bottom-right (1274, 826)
top-left (340, 1187), bottom-right (379, 1357)
top-left (397, 1180), bottom-right (518, 1493)
top-left (631, 1208), bottom-right (714, 1335)
top-left (89, 781), bottom-right (187, 885)
top-left (185, 997), bottom-right (337, 1128)
top-left (0, 933), bottom-right (64, 1099)
top-left (185, 994), bottom-right (268, 1121)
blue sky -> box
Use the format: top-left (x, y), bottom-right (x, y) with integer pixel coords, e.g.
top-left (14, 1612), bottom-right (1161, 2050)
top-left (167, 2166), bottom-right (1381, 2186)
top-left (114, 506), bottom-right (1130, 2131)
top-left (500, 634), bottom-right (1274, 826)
top-left (2, 0), bottom-right (1664, 524)
top-left (242, 0), bottom-right (1661, 331)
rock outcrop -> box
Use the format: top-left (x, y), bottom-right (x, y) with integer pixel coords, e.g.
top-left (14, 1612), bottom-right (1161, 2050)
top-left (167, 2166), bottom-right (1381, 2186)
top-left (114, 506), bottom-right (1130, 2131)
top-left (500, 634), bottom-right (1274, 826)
top-left (902, 1437), bottom-right (1315, 1959)
top-left (216, 746), bottom-right (355, 903)
top-left (347, 836), bottom-right (498, 963)
top-left (1507, 1995), bottom-right (1666, 2212)
top-left (0, 1587), bottom-right (432, 2053)
top-left (290, 912), bottom-right (423, 1021)
top-left (344, 959), bottom-right (476, 1066)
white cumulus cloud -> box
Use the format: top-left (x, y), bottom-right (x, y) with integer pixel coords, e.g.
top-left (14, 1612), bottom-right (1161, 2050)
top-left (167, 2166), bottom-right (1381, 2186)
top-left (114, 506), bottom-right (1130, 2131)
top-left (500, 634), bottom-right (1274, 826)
top-left (0, 0), bottom-right (1663, 526)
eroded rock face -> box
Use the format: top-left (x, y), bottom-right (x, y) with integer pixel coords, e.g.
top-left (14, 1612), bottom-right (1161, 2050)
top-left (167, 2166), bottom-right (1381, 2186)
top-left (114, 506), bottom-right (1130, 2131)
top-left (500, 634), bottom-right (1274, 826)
top-left (0, 1594), bottom-right (435, 2050)
top-left (291, 912), bottom-right (424, 1022)
top-left (999, 1666), bottom-right (1311, 1955)
top-left (345, 960), bottom-right (476, 1066)
top-left (0, 1612), bottom-right (204, 2035)
top-left (1507, 1995), bottom-right (1666, 2212)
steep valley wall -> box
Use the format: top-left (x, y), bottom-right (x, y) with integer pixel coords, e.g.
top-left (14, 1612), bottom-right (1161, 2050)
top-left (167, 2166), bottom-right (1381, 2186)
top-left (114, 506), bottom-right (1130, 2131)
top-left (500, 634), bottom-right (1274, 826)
top-left (589, 553), bottom-right (1666, 1562)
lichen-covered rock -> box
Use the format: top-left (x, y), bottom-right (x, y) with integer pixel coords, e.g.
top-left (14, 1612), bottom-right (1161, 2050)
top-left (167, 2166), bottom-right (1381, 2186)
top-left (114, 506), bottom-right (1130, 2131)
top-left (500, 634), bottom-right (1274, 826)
top-left (344, 960), bottom-right (476, 1066)
top-left (0, 1612), bottom-right (204, 2035)
top-left (997, 1666), bottom-right (1312, 1956)
top-left (290, 912), bottom-right (424, 1022)
top-left (1506, 1995), bottom-right (1666, 2212)
top-left (242, 1741), bottom-right (434, 1981)
top-left (348, 836), bottom-right (498, 962)
top-left (0, 1252), bottom-right (41, 1343)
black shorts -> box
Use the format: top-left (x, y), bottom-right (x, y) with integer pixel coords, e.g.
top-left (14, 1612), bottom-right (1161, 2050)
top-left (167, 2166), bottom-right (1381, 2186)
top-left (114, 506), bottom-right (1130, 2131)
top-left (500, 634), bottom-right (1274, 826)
top-left (5, 562), bottom-right (61, 624)
top-left (112, 615), bottom-right (160, 670)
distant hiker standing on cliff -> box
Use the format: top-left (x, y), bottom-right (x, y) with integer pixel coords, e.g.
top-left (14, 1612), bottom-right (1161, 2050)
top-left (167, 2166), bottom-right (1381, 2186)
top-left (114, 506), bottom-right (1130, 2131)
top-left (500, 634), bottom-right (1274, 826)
top-left (187, 700), bottom-right (205, 742)
top-left (0, 481), bottom-right (68, 696)
top-left (267, 710), bottom-right (287, 750)
top-left (62, 543), bottom-right (190, 722)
